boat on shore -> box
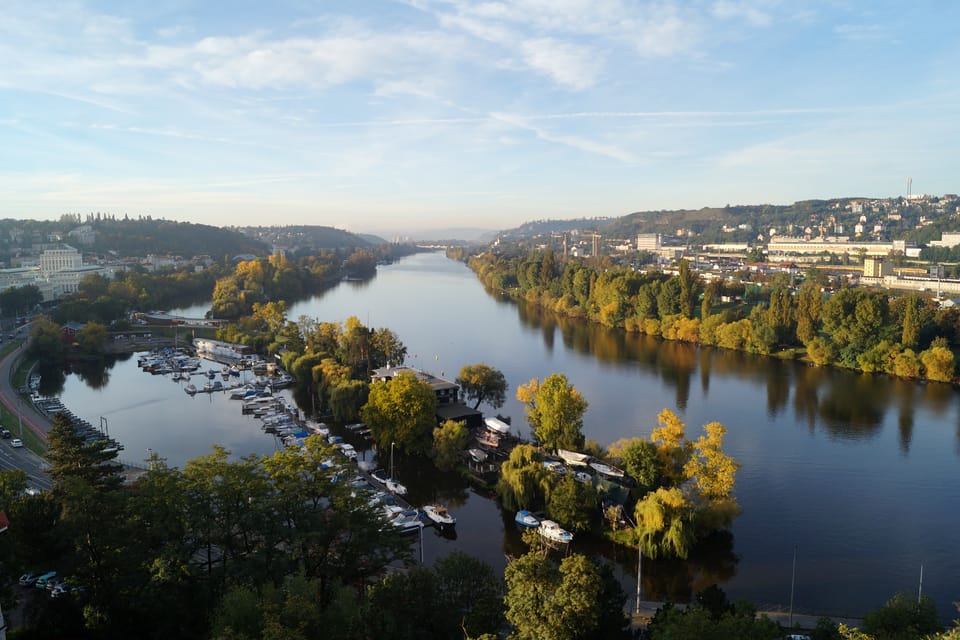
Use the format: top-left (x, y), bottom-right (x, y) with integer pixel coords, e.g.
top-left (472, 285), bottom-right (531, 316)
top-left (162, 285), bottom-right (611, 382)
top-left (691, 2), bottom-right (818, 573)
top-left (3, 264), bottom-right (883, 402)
top-left (515, 510), bottom-right (541, 528)
top-left (538, 520), bottom-right (573, 544)
top-left (589, 461), bottom-right (625, 479)
top-left (422, 504), bottom-right (456, 528)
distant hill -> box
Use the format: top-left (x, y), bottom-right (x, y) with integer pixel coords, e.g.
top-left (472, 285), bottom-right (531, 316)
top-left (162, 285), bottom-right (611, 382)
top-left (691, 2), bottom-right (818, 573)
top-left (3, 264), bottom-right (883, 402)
top-left (498, 218), bottom-right (612, 240)
top-left (238, 225), bottom-right (376, 253)
top-left (491, 197), bottom-right (934, 246)
top-left (89, 218), bottom-right (268, 258)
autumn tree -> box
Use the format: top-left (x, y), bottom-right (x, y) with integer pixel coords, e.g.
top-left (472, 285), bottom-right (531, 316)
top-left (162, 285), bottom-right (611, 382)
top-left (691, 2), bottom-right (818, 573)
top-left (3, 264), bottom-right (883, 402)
top-left (360, 370), bottom-right (438, 455)
top-left (457, 363), bottom-right (508, 410)
top-left (516, 373), bottom-right (588, 451)
top-left (634, 487), bottom-right (695, 559)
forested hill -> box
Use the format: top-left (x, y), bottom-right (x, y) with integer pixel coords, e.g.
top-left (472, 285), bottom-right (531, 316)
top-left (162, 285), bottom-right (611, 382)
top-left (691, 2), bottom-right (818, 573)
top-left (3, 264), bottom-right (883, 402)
top-left (238, 225), bottom-right (378, 254)
top-left (499, 217), bottom-right (613, 240)
top-left (602, 200), bottom-right (837, 239)
top-left (494, 198), bottom-right (904, 244)
top-left (88, 218), bottom-right (269, 257)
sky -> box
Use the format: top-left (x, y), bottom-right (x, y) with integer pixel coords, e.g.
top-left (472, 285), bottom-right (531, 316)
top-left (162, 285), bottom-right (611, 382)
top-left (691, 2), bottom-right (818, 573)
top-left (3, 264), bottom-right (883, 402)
top-left (1, 1), bottom-right (958, 235)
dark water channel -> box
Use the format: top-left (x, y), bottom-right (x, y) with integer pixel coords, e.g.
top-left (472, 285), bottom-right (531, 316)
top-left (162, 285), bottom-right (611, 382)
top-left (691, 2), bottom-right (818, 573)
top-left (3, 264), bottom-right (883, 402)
top-left (56, 251), bottom-right (960, 620)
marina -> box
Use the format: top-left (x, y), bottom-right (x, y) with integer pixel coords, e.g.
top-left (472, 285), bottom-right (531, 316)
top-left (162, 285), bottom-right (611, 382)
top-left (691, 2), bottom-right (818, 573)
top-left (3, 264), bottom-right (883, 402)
top-left (50, 252), bottom-right (960, 621)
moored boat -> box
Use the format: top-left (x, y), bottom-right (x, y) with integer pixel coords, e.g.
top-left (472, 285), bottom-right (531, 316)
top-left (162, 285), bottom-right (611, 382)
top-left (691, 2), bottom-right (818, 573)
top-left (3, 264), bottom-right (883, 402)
top-left (386, 478), bottom-right (407, 496)
top-left (422, 504), bottom-right (456, 528)
top-left (184, 384), bottom-right (197, 395)
top-left (538, 520), bottom-right (573, 544)
top-left (589, 461), bottom-right (625, 479)
top-left (515, 510), bottom-right (541, 528)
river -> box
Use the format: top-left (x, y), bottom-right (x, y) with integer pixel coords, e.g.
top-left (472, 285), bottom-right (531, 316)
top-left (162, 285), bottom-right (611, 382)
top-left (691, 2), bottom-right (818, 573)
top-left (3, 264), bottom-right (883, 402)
top-left (55, 251), bottom-right (960, 621)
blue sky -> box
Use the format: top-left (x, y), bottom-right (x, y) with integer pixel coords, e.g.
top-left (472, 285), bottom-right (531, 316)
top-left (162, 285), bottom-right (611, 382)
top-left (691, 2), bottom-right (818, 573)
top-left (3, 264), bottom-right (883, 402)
top-left (1, 1), bottom-right (958, 235)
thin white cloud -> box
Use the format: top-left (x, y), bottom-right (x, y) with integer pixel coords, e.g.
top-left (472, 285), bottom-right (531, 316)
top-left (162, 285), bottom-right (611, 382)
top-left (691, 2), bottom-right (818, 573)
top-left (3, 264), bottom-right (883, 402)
top-left (520, 38), bottom-right (602, 90)
top-left (490, 112), bottom-right (636, 163)
top-left (712, 1), bottom-right (773, 27)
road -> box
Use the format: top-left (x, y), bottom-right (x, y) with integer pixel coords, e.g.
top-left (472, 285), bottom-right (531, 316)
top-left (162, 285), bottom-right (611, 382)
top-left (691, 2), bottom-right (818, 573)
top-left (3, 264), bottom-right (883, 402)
top-left (0, 333), bottom-right (53, 492)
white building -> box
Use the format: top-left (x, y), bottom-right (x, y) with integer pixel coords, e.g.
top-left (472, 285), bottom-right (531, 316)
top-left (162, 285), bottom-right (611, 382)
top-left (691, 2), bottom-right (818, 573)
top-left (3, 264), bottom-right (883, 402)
top-left (636, 233), bottom-right (662, 252)
top-left (0, 244), bottom-right (110, 301)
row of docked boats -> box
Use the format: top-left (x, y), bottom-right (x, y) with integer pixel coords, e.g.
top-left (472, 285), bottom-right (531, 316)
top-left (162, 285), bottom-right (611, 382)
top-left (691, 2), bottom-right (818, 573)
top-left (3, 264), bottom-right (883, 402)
top-left (31, 395), bottom-right (123, 453)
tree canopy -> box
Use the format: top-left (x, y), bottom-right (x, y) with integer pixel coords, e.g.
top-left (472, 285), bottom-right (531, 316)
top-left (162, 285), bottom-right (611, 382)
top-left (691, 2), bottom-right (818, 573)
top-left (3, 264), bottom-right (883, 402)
top-left (457, 363), bottom-right (508, 410)
top-left (360, 370), bottom-right (438, 455)
top-left (516, 373), bottom-right (588, 451)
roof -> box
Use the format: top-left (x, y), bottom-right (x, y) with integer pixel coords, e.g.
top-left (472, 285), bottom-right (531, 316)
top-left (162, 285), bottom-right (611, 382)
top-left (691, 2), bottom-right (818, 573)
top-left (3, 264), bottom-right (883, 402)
top-left (436, 403), bottom-right (482, 422)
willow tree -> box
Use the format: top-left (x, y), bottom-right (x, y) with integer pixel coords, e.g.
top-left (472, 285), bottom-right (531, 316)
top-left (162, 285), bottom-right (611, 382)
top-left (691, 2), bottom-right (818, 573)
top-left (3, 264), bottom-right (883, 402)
top-left (496, 444), bottom-right (549, 511)
top-left (516, 373), bottom-right (588, 451)
top-left (634, 487), bottom-right (695, 559)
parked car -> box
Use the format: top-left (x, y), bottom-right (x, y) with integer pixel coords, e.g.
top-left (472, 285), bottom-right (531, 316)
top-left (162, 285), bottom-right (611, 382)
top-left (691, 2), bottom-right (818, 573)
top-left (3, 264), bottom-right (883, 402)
top-left (18, 572), bottom-right (39, 587)
top-left (35, 571), bottom-right (57, 589)
top-left (0, 429), bottom-right (10, 438)
top-left (10, 438), bottom-right (23, 448)
top-left (50, 581), bottom-right (85, 599)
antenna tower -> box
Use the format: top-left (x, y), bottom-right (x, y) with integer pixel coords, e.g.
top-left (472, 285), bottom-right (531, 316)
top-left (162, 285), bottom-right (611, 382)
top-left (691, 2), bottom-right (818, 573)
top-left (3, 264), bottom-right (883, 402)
top-left (907, 177), bottom-right (912, 200)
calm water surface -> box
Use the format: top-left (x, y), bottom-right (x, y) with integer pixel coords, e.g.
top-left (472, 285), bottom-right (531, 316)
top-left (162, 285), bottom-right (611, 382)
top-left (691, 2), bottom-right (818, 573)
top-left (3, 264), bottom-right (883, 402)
top-left (58, 252), bottom-right (960, 619)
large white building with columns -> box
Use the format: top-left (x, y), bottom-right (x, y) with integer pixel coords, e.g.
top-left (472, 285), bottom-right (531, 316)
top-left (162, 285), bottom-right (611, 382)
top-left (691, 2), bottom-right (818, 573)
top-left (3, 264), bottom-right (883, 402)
top-left (0, 244), bottom-right (110, 301)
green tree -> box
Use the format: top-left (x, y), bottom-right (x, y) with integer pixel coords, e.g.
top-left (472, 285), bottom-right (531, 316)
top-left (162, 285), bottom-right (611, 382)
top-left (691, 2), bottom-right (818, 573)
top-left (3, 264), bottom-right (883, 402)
top-left (901, 295), bottom-right (920, 349)
top-left (516, 373), bottom-right (588, 451)
top-left (677, 259), bottom-right (699, 319)
top-left (862, 592), bottom-right (941, 640)
top-left (76, 321), bottom-right (107, 354)
top-left (457, 363), bottom-right (508, 410)
top-left (433, 419), bottom-right (469, 471)
top-left (496, 444), bottom-right (548, 512)
top-left (608, 438), bottom-right (661, 491)
top-left (504, 551), bottom-right (627, 640)
top-left (546, 475), bottom-right (596, 533)
top-left (29, 316), bottom-right (67, 362)
top-left (796, 279), bottom-right (824, 344)
top-left (360, 370), bottom-right (438, 455)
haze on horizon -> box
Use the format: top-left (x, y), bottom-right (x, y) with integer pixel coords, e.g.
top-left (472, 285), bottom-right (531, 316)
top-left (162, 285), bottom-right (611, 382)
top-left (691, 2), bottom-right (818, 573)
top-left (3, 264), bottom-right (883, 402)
top-left (1, 1), bottom-right (957, 236)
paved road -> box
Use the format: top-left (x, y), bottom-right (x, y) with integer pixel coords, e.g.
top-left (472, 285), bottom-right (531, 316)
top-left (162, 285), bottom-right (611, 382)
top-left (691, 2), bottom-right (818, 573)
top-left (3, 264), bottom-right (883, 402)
top-left (0, 335), bottom-right (53, 492)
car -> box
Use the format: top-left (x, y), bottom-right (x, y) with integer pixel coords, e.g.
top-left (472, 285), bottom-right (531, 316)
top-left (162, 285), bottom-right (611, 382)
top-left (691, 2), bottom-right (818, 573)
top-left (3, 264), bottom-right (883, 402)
top-left (35, 571), bottom-right (57, 589)
top-left (10, 438), bottom-right (23, 448)
top-left (0, 429), bottom-right (10, 438)
top-left (18, 572), bottom-right (39, 587)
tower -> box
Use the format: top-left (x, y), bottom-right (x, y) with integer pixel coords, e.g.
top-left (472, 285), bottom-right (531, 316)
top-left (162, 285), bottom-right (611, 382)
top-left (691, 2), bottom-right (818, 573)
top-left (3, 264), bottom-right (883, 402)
top-left (907, 177), bottom-right (912, 200)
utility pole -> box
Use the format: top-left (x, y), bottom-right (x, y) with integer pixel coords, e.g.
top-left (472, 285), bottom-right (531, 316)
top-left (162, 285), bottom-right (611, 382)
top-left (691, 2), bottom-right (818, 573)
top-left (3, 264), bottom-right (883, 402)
top-left (636, 542), bottom-right (643, 613)
top-left (918, 564), bottom-right (924, 604)
top-left (789, 545), bottom-right (798, 627)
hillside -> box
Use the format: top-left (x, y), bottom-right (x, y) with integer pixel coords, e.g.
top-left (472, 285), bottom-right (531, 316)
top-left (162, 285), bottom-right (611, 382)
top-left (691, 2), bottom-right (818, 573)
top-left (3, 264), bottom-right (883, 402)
top-left (238, 225), bottom-right (376, 255)
top-left (89, 218), bottom-right (268, 257)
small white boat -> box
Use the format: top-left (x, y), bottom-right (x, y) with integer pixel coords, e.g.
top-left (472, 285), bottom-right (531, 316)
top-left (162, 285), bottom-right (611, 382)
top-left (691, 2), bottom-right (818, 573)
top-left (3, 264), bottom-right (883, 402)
top-left (184, 384), bottom-right (197, 395)
top-left (422, 504), bottom-right (456, 528)
top-left (386, 478), bottom-right (408, 496)
top-left (543, 460), bottom-right (567, 475)
top-left (538, 520), bottom-right (573, 544)
top-left (589, 461), bottom-right (625, 479)
top-left (515, 510), bottom-right (541, 528)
